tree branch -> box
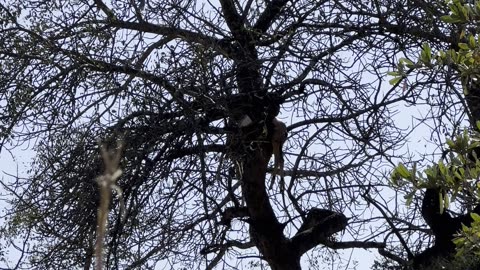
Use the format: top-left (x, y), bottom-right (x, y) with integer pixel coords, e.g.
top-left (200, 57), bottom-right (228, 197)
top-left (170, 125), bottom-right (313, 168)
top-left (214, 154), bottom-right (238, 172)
top-left (291, 209), bottom-right (348, 255)
top-left (323, 240), bottom-right (386, 250)
top-left (253, 0), bottom-right (290, 33)
top-left (107, 20), bottom-right (235, 57)
top-left (92, 0), bottom-right (116, 20)
top-left (218, 0), bottom-right (246, 39)
top-left (363, 191), bottom-right (414, 259)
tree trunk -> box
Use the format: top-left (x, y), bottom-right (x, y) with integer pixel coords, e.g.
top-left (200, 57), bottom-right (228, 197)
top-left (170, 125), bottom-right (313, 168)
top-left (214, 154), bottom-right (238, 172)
top-left (241, 143), bottom-right (302, 270)
top-left (217, 1), bottom-right (304, 266)
top-left (466, 82), bottom-right (480, 128)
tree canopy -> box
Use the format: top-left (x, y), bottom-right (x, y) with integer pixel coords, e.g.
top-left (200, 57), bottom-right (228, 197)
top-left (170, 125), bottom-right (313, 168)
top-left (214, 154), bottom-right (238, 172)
top-left (0, 0), bottom-right (477, 269)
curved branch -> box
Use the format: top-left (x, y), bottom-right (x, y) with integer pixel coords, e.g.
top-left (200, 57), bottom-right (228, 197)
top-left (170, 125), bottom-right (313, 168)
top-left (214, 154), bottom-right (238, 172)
top-left (378, 248), bottom-right (408, 265)
top-left (363, 191), bottom-right (414, 259)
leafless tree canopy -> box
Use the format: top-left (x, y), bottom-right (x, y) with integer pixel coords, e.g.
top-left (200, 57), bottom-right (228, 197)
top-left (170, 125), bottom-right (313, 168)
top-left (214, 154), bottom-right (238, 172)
top-left (0, 0), bottom-right (470, 269)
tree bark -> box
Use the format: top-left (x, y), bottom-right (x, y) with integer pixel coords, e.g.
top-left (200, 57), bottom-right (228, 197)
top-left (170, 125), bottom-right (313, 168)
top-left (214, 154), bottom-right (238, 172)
top-left (465, 82), bottom-right (480, 129)
top-left (241, 144), bottom-right (302, 270)
top-left (220, 1), bottom-right (305, 268)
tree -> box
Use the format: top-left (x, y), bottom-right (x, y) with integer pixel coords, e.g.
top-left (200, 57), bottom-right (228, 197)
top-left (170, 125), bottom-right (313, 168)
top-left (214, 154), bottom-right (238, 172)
top-left (0, 0), bottom-right (471, 269)
top-left (385, 0), bottom-right (480, 268)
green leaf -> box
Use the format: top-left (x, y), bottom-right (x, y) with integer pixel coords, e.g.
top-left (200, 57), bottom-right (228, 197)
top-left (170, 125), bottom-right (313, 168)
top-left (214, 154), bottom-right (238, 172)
top-left (445, 174), bottom-right (454, 184)
top-left (441, 15), bottom-right (463, 23)
top-left (390, 174), bottom-right (399, 186)
top-left (446, 138), bottom-right (455, 149)
top-left (453, 14), bottom-right (466, 23)
top-left (425, 167), bottom-right (437, 182)
top-left (462, 76), bottom-right (469, 95)
top-left (460, 29), bottom-right (466, 40)
top-left (396, 163), bottom-right (411, 178)
top-left (471, 213), bottom-right (480, 222)
top-left (387, 71), bottom-right (400, 76)
top-left (421, 43), bottom-right (432, 64)
top-left (438, 160), bottom-right (447, 175)
top-left (444, 193), bottom-right (450, 210)
top-left (472, 151), bottom-right (479, 162)
top-left (453, 237), bottom-right (465, 246)
top-left (458, 43), bottom-right (469, 50)
top-left (459, 4), bottom-right (469, 20)
top-left (439, 191), bottom-right (444, 214)
top-left (400, 58), bottom-right (415, 68)
top-left (438, 50), bottom-right (446, 60)
top-left (405, 190), bottom-right (416, 206)
top-left (389, 77), bottom-right (402, 85)
top-left (412, 162), bottom-right (417, 183)
top-left (469, 35), bottom-right (476, 48)
top-left (454, 170), bottom-right (463, 181)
